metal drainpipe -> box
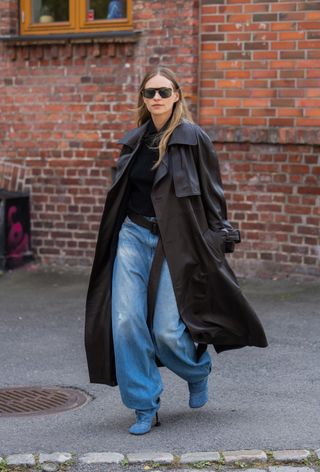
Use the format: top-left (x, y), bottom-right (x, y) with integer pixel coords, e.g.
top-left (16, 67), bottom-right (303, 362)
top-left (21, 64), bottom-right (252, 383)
top-left (196, 0), bottom-right (202, 124)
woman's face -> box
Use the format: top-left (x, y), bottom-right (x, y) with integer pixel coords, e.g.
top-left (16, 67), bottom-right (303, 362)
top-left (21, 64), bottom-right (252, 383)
top-left (142, 74), bottom-right (179, 123)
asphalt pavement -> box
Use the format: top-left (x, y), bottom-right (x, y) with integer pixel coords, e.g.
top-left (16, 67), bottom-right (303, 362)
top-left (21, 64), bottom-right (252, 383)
top-left (0, 263), bottom-right (319, 457)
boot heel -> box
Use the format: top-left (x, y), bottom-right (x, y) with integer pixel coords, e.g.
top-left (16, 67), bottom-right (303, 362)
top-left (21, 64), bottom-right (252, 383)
top-left (155, 412), bottom-right (161, 427)
top-left (129, 410), bottom-right (160, 435)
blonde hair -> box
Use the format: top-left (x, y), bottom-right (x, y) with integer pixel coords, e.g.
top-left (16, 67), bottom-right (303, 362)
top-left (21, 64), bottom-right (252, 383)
top-left (137, 67), bottom-right (194, 169)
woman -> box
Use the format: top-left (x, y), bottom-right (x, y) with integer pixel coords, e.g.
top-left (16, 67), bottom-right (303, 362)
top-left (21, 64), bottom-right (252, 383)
top-left (84, 67), bottom-right (268, 436)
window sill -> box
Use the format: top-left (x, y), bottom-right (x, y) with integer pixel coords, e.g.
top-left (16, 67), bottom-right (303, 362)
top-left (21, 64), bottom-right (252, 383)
top-left (0, 30), bottom-right (142, 47)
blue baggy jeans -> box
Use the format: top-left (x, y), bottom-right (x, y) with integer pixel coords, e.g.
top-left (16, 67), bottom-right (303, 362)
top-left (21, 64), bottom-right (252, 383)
top-left (111, 215), bottom-right (212, 412)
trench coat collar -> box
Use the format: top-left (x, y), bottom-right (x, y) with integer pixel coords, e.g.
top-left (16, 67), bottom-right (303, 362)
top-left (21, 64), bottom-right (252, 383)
top-left (118, 119), bottom-right (198, 149)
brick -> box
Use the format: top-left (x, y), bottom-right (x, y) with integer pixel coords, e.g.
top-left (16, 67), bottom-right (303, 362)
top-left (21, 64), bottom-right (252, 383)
top-left (220, 5), bottom-right (242, 14)
top-left (306, 11), bottom-right (320, 20)
top-left (245, 42), bottom-right (269, 50)
top-left (272, 41), bottom-right (296, 50)
top-left (269, 119), bottom-right (295, 126)
top-left (285, 205), bottom-right (312, 215)
top-left (272, 22), bottom-right (295, 31)
top-left (270, 60), bottom-right (296, 69)
top-left (218, 43), bottom-right (243, 51)
top-left (308, 31), bottom-right (320, 39)
top-left (245, 4), bottom-right (268, 13)
top-left (227, 14), bottom-right (251, 23)
top-left (226, 108), bottom-right (250, 116)
top-left (227, 52), bottom-right (251, 60)
top-left (298, 187), bottom-right (320, 195)
top-left (217, 79), bottom-right (244, 88)
top-left (298, 2), bottom-right (320, 10)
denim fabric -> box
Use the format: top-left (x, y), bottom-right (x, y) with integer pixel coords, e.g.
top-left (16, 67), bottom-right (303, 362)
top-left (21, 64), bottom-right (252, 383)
top-left (111, 215), bottom-right (212, 411)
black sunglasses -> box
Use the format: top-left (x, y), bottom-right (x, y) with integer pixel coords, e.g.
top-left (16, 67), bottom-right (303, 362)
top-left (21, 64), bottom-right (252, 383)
top-left (142, 87), bottom-right (174, 99)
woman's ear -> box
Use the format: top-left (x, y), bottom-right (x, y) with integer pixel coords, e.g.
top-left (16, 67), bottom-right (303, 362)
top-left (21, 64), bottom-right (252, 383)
top-left (173, 91), bottom-right (180, 103)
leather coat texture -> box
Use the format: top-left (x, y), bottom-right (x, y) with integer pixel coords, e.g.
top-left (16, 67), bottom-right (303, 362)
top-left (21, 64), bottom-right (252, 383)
top-left (84, 119), bottom-right (268, 386)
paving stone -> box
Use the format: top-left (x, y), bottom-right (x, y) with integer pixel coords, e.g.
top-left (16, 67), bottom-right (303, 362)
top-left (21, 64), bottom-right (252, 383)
top-left (225, 469), bottom-right (266, 472)
top-left (6, 453), bottom-right (36, 466)
top-left (126, 452), bottom-right (174, 464)
top-left (272, 450), bottom-right (311, 462)
top-left (39, 452), bottom-right (73, 463)
top-left (243, 470), bottom-right (267, 472)
top-left (269, 467), bottom-right (315, 472)
top-left (223, 450), bottom-right (268, 463)
top-left (79, 452), bottom-right (124, 464)
top-left (180, 452), bottom-right (221, 464)
top-left (41, 463), bottom-right (59, 472)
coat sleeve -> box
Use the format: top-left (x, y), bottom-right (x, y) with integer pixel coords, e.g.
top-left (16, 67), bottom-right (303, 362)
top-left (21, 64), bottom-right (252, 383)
top-left (194, 128), bottom-right (234, 232)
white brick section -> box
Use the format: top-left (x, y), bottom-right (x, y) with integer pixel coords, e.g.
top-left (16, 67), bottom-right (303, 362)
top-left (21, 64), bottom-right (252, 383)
top-left (272, 451), bottom-right (311, 462)
top-left (39, 452), bottom-right (73, 463)
top-left (6, 453), bottom-right (36, 466)
top-left (79, 452), bottom-right (124, 464)
top-left (180, 452), bottom-right (221, 463)
top-left (126, 452), bottom-right (174, 464)
top-left (223, 450), bottom-right (268, 463)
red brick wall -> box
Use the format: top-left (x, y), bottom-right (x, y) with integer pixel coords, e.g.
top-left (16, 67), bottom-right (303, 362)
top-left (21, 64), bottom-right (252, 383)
top-left (0, 0), bottom-right (319, 279)
top-left (199, 0), bottom-right (320, 130)
top-left (218, 142), bottom-right (319, 278)
top-left (199, 0), bottom-right (320, 279)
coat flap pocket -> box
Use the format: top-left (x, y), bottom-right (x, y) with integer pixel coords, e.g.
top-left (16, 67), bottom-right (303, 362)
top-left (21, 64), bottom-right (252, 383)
top-left (174, 183), bottom-right (201, 198)
top-left (171, 146), bottom-right (201, 197)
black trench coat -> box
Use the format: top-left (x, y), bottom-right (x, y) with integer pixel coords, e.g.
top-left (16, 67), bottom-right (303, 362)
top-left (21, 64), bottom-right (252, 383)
top-left (84, 119), bottom-right (268, 386)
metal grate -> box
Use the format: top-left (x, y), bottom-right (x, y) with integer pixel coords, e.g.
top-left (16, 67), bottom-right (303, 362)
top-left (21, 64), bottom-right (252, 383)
top-left (0, 386), bottom-right (90, 417)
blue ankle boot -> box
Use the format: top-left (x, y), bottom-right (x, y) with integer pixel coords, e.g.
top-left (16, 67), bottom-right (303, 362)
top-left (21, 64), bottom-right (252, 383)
top-left (188, 378), bottom-right (208, 408)
top-left (129, 410), bottom-right (160, 435)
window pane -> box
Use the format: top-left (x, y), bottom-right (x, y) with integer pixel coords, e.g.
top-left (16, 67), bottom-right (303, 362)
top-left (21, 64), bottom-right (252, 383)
top-left (87, 0), bottom-right (126, 21)
top-left (32, 0), bottom-right (69, 23)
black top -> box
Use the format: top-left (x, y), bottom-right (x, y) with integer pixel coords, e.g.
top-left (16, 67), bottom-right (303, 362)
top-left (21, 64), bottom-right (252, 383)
top-left (127, 119), bottom-right (165, 217)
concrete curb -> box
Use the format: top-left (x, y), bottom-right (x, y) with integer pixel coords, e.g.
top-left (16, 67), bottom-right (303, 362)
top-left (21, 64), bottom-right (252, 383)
top-left (0, 448), bottom-right (319, 469)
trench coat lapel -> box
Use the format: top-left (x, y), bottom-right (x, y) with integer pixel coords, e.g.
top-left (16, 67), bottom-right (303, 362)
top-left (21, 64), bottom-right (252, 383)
top-left (153, 152), bottom-right (169, 187)
top-left (152, 122), bottom-right (197, 188)
top-left (118, 121), bottom-right (149, 148)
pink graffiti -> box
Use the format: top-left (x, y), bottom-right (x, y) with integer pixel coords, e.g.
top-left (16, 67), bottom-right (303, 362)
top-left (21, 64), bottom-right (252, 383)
top-left (7, 205), bottom-right (29, 261)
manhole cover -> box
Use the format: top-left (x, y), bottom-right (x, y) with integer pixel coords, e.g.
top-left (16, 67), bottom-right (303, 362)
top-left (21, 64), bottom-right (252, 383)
top-left (0, 386), bottom-right (90, 417)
